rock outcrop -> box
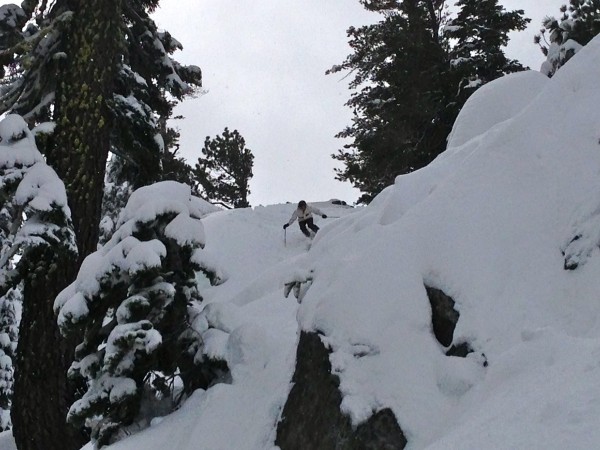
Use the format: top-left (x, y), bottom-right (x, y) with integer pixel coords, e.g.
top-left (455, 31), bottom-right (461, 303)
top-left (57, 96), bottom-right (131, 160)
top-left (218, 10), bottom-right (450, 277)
top-left (425, 286), bottom-right (473, 358)
top-left (276, 331), bottom-right (406, 450)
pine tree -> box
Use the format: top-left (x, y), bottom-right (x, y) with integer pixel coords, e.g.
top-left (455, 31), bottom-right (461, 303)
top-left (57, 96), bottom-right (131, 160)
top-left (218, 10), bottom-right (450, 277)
top-left (0, 114), bottom-right (79, 449)
top-left (0, 286), bottom-right (19, 431)
top-left (194, 128), bottom-right (254, 208)
top-left (0, 2), bottom-right (202, 448)
top-left (329, 0), bottom-right (529, 203)
top-left (157, 116), bottom-right (198, 191)
top-left (327, 0), bottom-right (450, 203)
top-left (111, 1), bottom-right (202, 188)
top-left (55, 181), bottom-right (226, 447)
top-left (535, 0), bottom-right (600, 76)
top-left (0, 1), bottom-right (202, 188)
top-left (99, 157), bottom-right (136, 245)
top-left (7, 5), bottom-right (126, 449)
top-left (445, 0), bottom-right (529, 106)
top-left (0, 1), bottom-right (66, 130)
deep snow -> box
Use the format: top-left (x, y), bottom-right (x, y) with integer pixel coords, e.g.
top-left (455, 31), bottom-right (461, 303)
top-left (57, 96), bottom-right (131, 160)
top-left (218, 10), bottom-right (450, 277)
top-left (6, 33), bottom-right (600, 450)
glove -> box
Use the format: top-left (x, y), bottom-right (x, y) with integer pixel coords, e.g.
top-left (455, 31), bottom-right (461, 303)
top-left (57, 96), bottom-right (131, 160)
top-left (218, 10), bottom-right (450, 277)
top-left (322, 214), bottom-right (327, 219)
top-left (283, 223), bottom-right (289, 229)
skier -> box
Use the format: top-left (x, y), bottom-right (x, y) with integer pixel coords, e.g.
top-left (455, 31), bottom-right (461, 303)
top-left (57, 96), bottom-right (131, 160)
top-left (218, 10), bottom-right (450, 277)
top-left (283, 200), bottom-right (327, 237)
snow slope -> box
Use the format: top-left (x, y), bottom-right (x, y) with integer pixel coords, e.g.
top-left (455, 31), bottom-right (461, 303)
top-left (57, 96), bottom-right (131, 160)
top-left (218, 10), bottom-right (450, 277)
top-left (8, 36), bottom-right (600, 450)
top-left (294, 35), bottom-right (600, 449)
top-left (446, 69), bottom-right (549, 149)
top-left (80, 200), bottom-right (356, 450)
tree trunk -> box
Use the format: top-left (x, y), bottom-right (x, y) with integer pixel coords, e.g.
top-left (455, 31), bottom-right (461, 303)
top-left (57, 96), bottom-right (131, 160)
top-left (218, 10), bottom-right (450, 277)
top-left (12, 256), bottom-right (87, 450)
top-left (51, 0), bottom-right (122, 261)
top-left (11, 1), bottom-right (123, 450)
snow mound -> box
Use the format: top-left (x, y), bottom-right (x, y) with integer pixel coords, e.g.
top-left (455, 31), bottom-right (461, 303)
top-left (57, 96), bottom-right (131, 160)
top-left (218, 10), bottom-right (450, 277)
top-left (447, 70), bottom-right (549, 148)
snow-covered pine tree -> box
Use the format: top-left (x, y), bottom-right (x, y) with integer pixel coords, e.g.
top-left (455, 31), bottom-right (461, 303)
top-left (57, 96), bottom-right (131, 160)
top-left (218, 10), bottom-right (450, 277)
top-left (102, 1), bottom-right (203, 249)
top-left (0, 286), bottom-right (19, 431)
top-left (111, 1), bottom-right (202, 188)
top-left (55, 181), bottom-right (226, 447)
top-left (194, 128), bottom-right (254, 208)
top-left (0, 0), bottom-right (202, 190)
top-left (535, 0), bottom-right (600, 77)
top-left (99, 157), bottom-right (135, 245)
top-left (0, 2), bottom-right (67, 132)
top-left (0, 114), bottom-right (77, 443)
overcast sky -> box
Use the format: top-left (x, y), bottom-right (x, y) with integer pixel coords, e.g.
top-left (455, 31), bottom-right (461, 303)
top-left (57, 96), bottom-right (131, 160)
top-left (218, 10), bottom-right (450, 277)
top-left (152, 0), bottom-right (563, 206)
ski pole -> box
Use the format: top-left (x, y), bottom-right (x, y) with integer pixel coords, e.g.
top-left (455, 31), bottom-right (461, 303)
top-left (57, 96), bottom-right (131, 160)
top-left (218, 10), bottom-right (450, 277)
top-left (284, 228), bottom-right (287, 247)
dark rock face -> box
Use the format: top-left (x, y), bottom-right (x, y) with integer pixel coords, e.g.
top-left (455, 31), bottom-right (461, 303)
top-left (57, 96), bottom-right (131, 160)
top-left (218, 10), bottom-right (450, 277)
top-left (425, 285), bottom-right (477, 360)
top-left (425, 286), bottom-right (460, 348)
top-left (445, 341), bottom-right (473, 358)
top-left (353, 409), bottom-right (408, 450)
top-left (276, 331), bottom-right (406, 450)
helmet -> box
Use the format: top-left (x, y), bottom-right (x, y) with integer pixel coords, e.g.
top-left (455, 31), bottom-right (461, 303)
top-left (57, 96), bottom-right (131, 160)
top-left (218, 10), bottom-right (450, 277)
top-left (298, 200), bottom-right (307, 209)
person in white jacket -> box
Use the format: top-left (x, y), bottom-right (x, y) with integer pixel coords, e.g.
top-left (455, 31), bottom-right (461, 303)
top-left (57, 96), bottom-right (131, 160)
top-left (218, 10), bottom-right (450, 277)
top-left (283, 200), bottom-right (327, 237)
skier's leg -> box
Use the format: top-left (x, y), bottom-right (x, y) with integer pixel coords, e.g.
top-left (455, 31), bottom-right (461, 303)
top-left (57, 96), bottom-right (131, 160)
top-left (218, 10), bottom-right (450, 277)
top-left (299, 220), bottom-right (310, 237)
top-left (307, 218), bottom-right (319, 234)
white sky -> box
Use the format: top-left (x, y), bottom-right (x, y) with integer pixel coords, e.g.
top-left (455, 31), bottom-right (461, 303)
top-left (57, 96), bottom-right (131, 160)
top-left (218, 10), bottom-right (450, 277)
top-left (0, 0), bottom-right (564, 206)
top-left (152, 0), bottom-right (562, 206)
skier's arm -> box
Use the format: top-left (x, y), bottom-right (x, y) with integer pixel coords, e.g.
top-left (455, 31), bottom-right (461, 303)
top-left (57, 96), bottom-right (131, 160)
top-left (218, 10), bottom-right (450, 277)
top-left (287, 210), bottom-right (298, 225)
top-left (310, 206), bottom-right (326, 217)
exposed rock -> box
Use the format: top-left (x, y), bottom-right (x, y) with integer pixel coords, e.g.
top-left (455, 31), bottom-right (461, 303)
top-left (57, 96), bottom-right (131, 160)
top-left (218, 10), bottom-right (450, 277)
top-left (276, 331), bottom-right (406, 450)
top-left (352, 409), bottom-right (408, 450)
top-left (445, 341), bottom-right (472, 358)
top-left (425, 285), bottom-right (461, 348)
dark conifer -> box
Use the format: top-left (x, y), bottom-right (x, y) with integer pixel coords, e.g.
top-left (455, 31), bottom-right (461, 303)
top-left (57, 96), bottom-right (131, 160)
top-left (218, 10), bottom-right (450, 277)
top-left (0, 114), bottom-right (81, 450)
top-left (0, 286), bottom-right (19, 431)
top-left (194, 128), bottom-right (254, 208)
top-left (327, 0), bottom-right (449, 203)
top-left (445, 0), bottom-right (529, 106)
top-left (329, 0), bottom-right (529, 203)
top-left (0, 2), bottom-right (202, 449)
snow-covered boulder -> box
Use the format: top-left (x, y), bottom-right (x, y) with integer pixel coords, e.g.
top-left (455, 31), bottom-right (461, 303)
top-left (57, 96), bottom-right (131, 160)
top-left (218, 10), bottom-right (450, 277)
top-left (447, 70), bottom-right (549, 149)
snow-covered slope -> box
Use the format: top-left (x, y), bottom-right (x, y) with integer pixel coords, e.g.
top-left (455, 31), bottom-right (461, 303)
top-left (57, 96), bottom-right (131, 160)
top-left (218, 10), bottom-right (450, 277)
top-left (295, 35), bottom-right (600, 448)
top-left (81, 200), bottom-right (356, 450)
top-left (446, 69), bottom-right (549, 149)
